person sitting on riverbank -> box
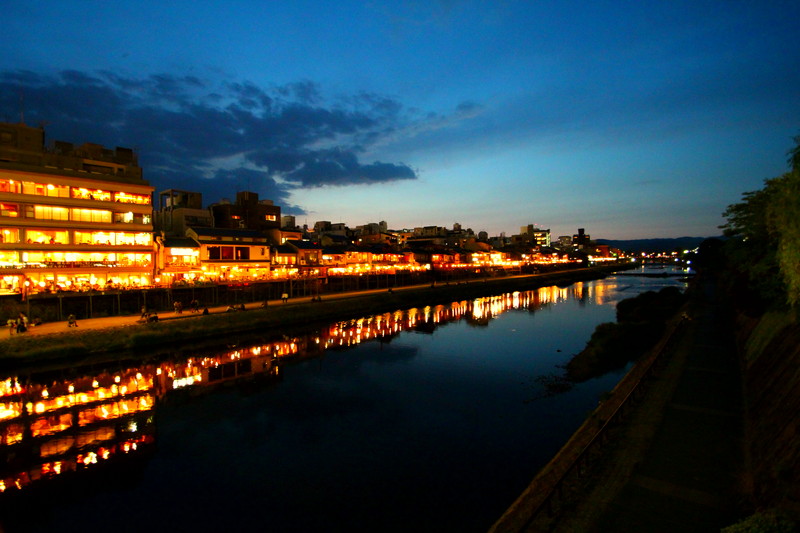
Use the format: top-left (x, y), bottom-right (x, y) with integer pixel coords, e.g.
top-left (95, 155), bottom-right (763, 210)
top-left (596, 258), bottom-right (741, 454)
top-left (67, 314), bottom-right (78, 327)
top-left (147, 311), bottom-right (159, 323)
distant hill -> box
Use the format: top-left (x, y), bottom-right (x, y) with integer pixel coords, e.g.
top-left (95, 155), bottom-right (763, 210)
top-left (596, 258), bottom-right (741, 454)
top-left (596, 236), bottom-right (720, 253)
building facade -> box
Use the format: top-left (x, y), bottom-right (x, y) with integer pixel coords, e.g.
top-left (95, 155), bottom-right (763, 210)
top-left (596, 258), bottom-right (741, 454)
top-left (0, 122), bottom-right (154, 294)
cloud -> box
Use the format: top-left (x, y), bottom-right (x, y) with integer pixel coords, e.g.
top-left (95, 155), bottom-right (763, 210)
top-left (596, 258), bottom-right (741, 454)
top-left (0, 69), bottom-right (419, 209)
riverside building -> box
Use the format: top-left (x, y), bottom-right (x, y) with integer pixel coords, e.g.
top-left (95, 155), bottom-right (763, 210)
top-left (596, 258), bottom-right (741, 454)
top-left (0, 122), bottom-right (154, 294)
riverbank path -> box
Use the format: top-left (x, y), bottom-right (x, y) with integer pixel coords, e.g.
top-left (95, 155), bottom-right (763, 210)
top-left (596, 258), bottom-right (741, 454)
top-left (6, 284), bottom-right (416, 338)
top-left (572, 275), bottom-right (745, 532)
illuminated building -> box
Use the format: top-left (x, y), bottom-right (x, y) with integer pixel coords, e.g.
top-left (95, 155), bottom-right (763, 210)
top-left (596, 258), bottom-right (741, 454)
top-left (186, 227), bottom-right (271, 282)
top-left (0, 122), bottom-right (154, 293)
top-left (518, 224), bottom-right (551, 247)
top-left (153, 190), bottom-right (279, 283)
top-left (283, 239), bottom-right (325, 277)
top-left (573, 228), bottom-right (591, 248)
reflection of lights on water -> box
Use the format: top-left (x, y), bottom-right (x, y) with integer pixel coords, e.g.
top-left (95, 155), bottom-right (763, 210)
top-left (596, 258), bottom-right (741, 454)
top-left (82, 452), bottom-right (98, 465)
top-left (172, 375), bottom-right (201, 389)
top-left (0, 283), bottom-right (635, 493)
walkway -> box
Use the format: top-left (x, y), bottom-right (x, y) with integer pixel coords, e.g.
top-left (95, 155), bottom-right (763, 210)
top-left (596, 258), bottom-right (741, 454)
top-left (570, 276), bottom-right (745, 532)
top-left (8, 285), bottom-right (404, 338)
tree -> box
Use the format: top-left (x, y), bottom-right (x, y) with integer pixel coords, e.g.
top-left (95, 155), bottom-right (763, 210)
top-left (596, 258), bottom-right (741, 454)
top-left (721, 135), bottom-right (800, 308)
top-left (767, 170), bottom-right (800, 306)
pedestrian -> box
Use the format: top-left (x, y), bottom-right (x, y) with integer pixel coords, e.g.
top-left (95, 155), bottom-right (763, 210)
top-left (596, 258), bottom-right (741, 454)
top-left (67, 314), bottom-right (78, 327)
top-left (17, 313), bottom-right (28, 333)
top-left (281, 292), bottom-right (288, 303)
top-left (7, 319), bottom-right (15, 336)
top-left (140, 306), bottom-right (147, 320)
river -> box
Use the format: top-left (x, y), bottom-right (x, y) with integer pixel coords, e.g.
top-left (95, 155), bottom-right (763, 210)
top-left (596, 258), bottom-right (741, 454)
top-left (0, 265), bottom-right (691, 533)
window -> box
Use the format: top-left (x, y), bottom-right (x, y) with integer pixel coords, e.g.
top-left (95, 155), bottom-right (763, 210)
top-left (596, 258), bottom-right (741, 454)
top-left (113, 192), bottom-right (151, 205)
top-left (24, 229), bottom-right (68, 245)
top-left (71, 188), bottom-right (111, 201)
top-left (0, 203), bottom-right (19, 217)
top-left (0, 228), bottom-right (19, 243)
top-left (0, 180), bottom-right (21, 194)
top-left (71, 208), bottom-right (112, 223)
top-left (0, 250), bottom-right (19, 263)
top-left (33, 205), bottom-right (70, 221)
top-left (236, 247), bottom-right (250, 260)
top-left (114, 212), bottom-right (134, 224)
top-left (21, 182), bottom-right (69, 198)
top-left (265, 214), bottom-right (277, 221)
top-left (74, 231), bottom-right (93, 245)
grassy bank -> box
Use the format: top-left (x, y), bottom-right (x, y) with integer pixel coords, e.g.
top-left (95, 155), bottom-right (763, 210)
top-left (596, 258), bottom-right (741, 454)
top-left (0, 264), bottom-right (631, 373)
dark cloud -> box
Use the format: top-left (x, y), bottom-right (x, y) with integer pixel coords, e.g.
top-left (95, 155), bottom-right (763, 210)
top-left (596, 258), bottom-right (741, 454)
top-left (281, 148), bottom-right (417, 187)
top-left (0, 69), bottom-right (418, 209)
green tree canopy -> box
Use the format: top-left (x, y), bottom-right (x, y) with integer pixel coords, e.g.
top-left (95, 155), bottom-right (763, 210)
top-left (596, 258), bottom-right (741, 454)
top-left (721, 135), bottom-right (800, 308)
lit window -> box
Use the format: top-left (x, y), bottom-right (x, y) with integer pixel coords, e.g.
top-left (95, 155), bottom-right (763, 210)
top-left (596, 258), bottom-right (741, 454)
top-left (0, 203), bottom-right (19, 217)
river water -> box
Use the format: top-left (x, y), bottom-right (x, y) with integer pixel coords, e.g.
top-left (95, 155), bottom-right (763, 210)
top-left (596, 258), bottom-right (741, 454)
top-left (0, 266), bottom-right (690, 533)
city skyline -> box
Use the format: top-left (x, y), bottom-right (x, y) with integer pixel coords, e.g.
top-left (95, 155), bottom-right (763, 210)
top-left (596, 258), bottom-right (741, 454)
top-left (2, 1), bottom-right (799, 239)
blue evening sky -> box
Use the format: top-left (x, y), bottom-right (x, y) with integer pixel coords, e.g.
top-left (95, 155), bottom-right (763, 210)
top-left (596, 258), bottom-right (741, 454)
top-left (2, 1), bottom-right (798, 239)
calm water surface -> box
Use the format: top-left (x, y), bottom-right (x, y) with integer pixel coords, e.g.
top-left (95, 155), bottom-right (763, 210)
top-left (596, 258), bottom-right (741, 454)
top-left (0, 267), bottom-right (690, 533)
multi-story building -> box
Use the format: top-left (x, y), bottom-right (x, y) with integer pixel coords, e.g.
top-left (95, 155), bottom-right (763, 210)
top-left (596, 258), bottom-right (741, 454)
top-left (0, 122), bottom-right (154, 294)
top-left (185, 227), bottom-right (271, 282)
top-left (573, 228), bottom-right (591, 248)
top-left (210, 191), bottom-right (280, 234)
top-left (154, 189), bottom-right (213, 237)
top-left (519, 224), bottom-right (551, 247)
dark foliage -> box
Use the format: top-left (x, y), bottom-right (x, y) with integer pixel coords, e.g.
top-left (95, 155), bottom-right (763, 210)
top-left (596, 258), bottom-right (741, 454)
top-left (565, 287), bottom-right (687, 383)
